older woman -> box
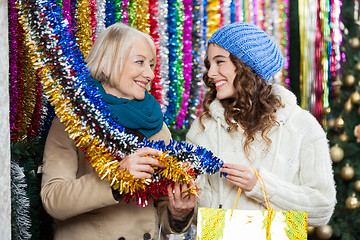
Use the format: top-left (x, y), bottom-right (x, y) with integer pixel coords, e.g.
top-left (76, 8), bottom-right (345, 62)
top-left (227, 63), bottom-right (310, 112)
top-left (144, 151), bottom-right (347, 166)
top-left (41, 23), bottom-right (195, 240)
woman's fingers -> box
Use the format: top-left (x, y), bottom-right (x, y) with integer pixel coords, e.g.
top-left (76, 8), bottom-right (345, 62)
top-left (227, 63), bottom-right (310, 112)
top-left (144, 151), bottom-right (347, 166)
top-left (220, 164), bottom-right (252, 178)
top-left (173, 182), bottom-right (182, 199)
top-left (120, 147), bottom-right (163, 179)
top-left (167, 181), bottom-right (197, 221)
top-left (134, 147), bottom-right (162, 158)
top-left (220, 163), bottom-right (257, 191)
top-left (134, 156), bottom-right (161, 167)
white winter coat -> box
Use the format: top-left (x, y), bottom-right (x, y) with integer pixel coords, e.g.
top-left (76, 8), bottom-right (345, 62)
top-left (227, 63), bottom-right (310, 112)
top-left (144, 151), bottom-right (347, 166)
top-left (186, 84), bottom-right (336, 226)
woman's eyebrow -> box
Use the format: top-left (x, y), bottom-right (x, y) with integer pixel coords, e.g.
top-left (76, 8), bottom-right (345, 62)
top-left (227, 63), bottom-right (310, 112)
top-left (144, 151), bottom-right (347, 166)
top-left (212, 55), bottom-right (227, 59)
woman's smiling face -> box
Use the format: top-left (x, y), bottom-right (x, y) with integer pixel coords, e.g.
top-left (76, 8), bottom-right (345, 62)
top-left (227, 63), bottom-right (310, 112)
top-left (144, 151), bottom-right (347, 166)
top-left (206, 43), bottom-right (237, 100)
top-left (104, 38), bottom-right (155, 100)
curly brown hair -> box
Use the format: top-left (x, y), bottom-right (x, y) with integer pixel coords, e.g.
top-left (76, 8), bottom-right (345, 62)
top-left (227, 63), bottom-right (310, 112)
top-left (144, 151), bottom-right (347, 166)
top-left (200, 50), bottom-right (284, 160)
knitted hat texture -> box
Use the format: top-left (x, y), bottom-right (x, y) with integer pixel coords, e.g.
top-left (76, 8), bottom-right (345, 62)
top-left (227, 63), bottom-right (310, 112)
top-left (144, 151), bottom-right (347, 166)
top-left (208, 22), bottom-right (285, 82)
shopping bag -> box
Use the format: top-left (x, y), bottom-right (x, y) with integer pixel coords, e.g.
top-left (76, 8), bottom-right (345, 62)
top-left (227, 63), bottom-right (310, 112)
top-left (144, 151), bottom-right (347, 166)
top-left (197, 207), bottom-right (307, 239)
top-left (196, 169), bottom-right (307, 240)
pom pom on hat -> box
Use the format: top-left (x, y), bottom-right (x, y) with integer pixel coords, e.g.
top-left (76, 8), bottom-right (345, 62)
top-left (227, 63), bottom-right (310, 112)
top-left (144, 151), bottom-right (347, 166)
top-left (208, 22), bottom-right (285, 82)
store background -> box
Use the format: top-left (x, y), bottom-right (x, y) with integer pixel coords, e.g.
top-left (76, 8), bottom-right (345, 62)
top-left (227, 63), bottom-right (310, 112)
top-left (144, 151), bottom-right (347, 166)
top-left (1, 0), bottom-right (360, 239)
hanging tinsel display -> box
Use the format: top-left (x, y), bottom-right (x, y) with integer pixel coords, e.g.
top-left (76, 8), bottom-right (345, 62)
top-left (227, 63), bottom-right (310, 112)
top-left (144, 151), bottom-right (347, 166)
top-left (17, 0), bottom-right (223, 206)
top-left (9, 0), bottom-right (45, 142)
top-left (298, 0), bottom-right (341, 119)
top-left (11, 0), bottom-right (342, 207)
top-left (10, 0), bottom-right (304, 142)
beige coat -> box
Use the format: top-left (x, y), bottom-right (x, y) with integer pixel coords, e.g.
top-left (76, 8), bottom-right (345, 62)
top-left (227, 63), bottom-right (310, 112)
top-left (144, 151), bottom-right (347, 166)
top-left (41, 117), bottom-right (191, 240)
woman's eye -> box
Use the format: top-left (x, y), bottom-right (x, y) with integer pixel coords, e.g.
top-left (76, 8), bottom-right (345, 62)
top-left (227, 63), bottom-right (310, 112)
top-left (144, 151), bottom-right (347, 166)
top-left (150, 63), bottom-right (155, 69)
top-left (216, 60), bottom-right (224, 65)
top-left (136, 60), bottom-right (144, 65)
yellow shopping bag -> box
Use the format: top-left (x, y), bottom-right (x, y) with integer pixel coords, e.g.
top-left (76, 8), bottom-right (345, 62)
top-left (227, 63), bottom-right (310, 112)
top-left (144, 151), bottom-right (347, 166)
top-left (196, 169), bottom-right (307, 240)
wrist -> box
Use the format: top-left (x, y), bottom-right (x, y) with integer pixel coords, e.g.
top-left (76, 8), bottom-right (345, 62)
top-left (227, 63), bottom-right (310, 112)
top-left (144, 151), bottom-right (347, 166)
top-left (168, 207), bottom-right (193, 221)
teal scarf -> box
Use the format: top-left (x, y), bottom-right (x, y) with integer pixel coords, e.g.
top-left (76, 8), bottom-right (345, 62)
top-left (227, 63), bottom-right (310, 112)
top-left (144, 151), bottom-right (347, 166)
top-left (89, 78), bottom-right (163, 138)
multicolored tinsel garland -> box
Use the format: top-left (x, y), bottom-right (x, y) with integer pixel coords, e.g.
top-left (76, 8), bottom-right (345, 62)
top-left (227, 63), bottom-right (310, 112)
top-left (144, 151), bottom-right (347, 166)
top-left (17, 0), bottom-right (223, 206)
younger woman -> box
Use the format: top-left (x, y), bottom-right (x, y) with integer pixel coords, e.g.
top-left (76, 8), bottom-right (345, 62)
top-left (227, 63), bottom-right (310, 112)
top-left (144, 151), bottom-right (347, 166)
top-left (187, 22), bottom-right (336, 226)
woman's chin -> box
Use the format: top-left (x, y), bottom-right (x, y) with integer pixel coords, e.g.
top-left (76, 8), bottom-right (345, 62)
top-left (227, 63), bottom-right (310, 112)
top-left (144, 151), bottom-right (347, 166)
top-left (134, 93), bottom-right (146, 101)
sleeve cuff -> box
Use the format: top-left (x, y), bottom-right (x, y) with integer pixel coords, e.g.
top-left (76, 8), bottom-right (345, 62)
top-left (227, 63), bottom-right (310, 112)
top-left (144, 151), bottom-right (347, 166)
top-left (167, 208), bottom-right (194, 233)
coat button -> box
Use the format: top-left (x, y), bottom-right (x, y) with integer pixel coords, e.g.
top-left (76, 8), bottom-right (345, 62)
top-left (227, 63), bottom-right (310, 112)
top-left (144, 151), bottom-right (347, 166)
top-left (118, 237), bottom-right (125, 240)
top-left (143, 232), bottom-right (151, 240)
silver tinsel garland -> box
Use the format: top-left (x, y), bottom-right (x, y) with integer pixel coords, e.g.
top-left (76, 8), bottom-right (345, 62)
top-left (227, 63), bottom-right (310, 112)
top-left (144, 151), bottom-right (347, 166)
top-left (11, 161), bottom-right (32, 240)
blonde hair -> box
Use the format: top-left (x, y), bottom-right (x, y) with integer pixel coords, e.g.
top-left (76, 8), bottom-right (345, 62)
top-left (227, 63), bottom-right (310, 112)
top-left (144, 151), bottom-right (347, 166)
top-left (86, 22), bottom-right (156, 87)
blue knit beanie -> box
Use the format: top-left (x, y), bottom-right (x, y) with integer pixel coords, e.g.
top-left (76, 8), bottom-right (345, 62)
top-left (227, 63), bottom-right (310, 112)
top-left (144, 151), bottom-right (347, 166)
top-left (208, 22), bottom-right (285, 82)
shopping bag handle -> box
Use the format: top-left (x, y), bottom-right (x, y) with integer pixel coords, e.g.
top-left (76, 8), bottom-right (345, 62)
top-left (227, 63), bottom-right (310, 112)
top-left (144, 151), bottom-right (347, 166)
top-left (231, 168), bottom-right (272, 218)
top-left (229, 168), bottom-right (276, 238)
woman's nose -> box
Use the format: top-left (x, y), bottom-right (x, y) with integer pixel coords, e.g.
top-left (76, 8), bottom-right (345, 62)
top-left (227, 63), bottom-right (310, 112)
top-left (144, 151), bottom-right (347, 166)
top-left (207, 65), bottom-right (217, 78)
top-left (144, 65), bottom-right (155, 81)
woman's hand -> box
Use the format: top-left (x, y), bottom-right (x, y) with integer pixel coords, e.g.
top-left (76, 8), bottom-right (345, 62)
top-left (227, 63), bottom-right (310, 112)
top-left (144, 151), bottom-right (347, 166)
top-left (119, 147), bottom-right (162, 179)
top-left (167, 180), bottom-right (196, 221)
top-left (220, 163), bottom-right (257, 191)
